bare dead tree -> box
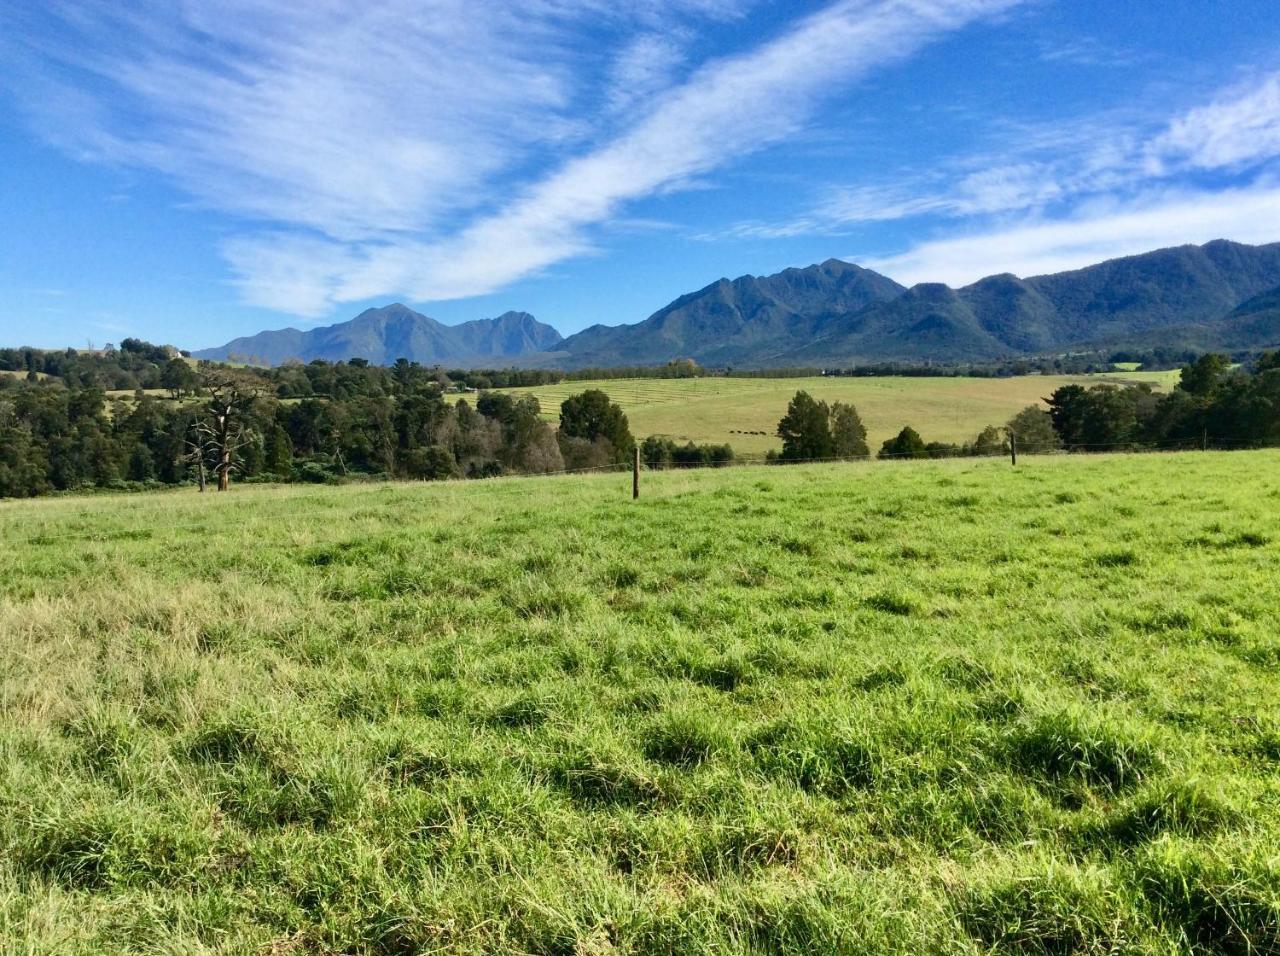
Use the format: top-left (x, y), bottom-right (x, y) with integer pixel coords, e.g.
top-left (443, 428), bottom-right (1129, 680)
top-left (179, 422), bottom-right (209, 492)
top-left (199, 372), bottom-right (260, 492)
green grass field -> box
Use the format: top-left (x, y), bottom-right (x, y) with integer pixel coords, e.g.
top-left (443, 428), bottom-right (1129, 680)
top-left (494, 371), bottom-right (1180, 454)
top-left (3, 453), bottom-right (1278, 953)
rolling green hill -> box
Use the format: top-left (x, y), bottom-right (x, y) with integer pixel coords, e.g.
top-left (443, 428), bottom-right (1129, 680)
top-left (1111, 285), bottom-right (1280, 353)
top-left (3, 454), bottom-right (1278, 952)
top-left (495, 370), bottom-right (1178, 454)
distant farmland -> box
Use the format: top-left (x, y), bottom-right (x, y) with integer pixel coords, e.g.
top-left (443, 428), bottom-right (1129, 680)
top-left (494, 371), bottom-right (1179, 454)
top-left (2, 452), bottom-right (1278, 952)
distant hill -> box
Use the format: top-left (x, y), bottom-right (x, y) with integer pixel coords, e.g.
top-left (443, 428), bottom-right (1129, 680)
top-left (1093, 283), bottom-right (1280, 353)
top-left (194, 304), bottom-right (562, 366)
top-left (1219, 286), bottom-right (1280, 348)
top-left (556, 240), bottom-right (1280, 367)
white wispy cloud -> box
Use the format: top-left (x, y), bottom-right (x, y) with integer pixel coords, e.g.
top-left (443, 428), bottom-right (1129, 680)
top-left (6, 2), bottom-right (597, 241)
top-left (713, 67), bottom-right (1280, 254)
top-left (251, 0), bottom-right (1027, 311)
top-left (3, 0), bottom-right (1022, 316)
top-left (1148, 72), bottom-right (1280, 173)
top-left (1036, 35), bottom-right (1146, 69)
top-left (695, 67), bottom-right (1280, 285)
top-left (861, 181), bottom-right (1280, 286)
top-left (604, 34), bottom-right (688, 117)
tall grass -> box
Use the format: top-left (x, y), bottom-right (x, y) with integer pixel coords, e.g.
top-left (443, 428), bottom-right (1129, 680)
top-left (1, 452), bottom-right (1278, 952)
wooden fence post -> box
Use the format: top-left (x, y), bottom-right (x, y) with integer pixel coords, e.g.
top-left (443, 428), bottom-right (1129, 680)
top-left (633, 445), bottom-right (640, 500)
top-left (1010, 431), bottom-right (1017, 466)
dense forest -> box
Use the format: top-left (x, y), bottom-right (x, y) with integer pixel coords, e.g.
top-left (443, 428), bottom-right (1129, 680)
top-left (2, 342), bottom-right (1279, 499)
top-left (0, 343), bottom-right (749, 498)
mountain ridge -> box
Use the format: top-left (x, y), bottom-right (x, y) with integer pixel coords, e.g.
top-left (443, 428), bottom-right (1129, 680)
top-left (556, 239), bottom-right (1280, 367)
top-left (193, 305), bottom-right (563, 366)
top-left (556, 258), bottom-right (906, 367)
top-left (195, 240), bottom-right (1280, 368)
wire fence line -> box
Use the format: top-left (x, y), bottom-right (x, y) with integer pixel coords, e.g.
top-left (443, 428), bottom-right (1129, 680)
top-left (7, 435), bottom-right (1277, 528)
top-left (545, 433), bottom-right (1280, 478)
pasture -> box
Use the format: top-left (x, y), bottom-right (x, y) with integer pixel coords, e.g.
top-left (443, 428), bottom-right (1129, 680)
top-left (2, 452), bottom-right (1278, 953)
top-left (494, 371), bottom-right (1179, 454)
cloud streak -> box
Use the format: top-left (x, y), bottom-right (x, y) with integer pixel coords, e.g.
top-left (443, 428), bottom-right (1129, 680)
top-left (5, 0), bottom-right (1022, 316)
top-left (6, 2), bottom-right (607, 241)
top-left (301, 0), bottom-right (1026, 307)
top-left (860, 182), bottom-right (1280, 286)
top-left (1148, 73), bottom-right (1280, 173)
top-left (691, 67), bottom-right (1280, 286)
top-left (711, 67), bottom-right (1280, 258)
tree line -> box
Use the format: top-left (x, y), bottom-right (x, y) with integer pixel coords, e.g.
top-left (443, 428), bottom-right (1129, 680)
top-left (4, 344), bottom-right (1279, 498)
top-left (768, 353), bottom-right (1280, 463)
top-left (0, 344), bottom-right (714, 396)
top-left (4, 340), bottom-right (1214, 396)
top-left (0, 351), bottom-right (738, 498)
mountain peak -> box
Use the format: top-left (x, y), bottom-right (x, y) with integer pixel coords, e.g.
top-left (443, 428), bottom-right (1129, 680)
top-left (557, 258), bottom-right (906, 367)
top-left (819, 257), bottom-right (867, 271)
top-left (906, 282), bottom-right (957, 298)
top-left (360, 302), bottom-right (415, 314)
top-left (353, 302), bottom-right (421, 321)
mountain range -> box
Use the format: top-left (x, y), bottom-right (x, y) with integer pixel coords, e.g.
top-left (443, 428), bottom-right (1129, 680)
top-left (195, 240), bottom-right (1280, 368)
top-left (193, 305), bottom-right (562, 366)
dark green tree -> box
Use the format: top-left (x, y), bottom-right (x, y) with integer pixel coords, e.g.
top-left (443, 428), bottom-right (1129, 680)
top-left (1256, 351), bottom-right (1280, 374)
top-left (160, 358), bottom-right (199, 400)
top-left (776, 391), bottom-right (834, 461)
top-left (402, 445), bottom-right (458, 480)
top-left (641, 435), bottom-right (674, 470)
top-left (1004, 405), bottom-right (1060, 454)
top-left (1047, 383), bottom-right (1155, 449)
top-left (264, 422), bottom-right (293, 476)
top-left (559, 390), bottom-right (633, 463)
top-left (0, 419), bottom-right (49, 497)
top-left (970, 425), bottom-right (1007, 457)
top-left (830, 401), bottom-right (869, 459)
top-left (1178, 353), bottom-right (1230, 397)
top-left (879, 426), bottom-right (927, 459)
top-left (476, 391), bottom-right (515, 424)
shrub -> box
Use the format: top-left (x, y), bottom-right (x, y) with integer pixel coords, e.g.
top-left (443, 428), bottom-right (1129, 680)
top-left (879, 426), bottom-right (927, 459)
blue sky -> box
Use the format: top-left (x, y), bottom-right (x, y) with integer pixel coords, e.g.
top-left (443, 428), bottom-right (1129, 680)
top-left (3, 0), bottom-right (1280, 350)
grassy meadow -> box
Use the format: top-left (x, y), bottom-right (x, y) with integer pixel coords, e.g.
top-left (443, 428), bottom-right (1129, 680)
top-left (493, 371), bottom-right (1180, 455)
top-left (2, 452), bottom-right (1279, 953)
